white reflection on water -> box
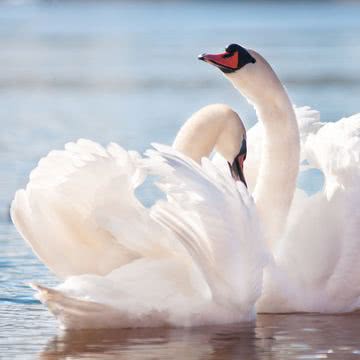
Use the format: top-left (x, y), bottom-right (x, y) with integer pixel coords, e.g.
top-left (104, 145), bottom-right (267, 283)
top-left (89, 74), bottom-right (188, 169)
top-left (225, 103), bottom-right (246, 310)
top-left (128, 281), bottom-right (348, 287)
top-left (38, 314), bottom-right (360, 360)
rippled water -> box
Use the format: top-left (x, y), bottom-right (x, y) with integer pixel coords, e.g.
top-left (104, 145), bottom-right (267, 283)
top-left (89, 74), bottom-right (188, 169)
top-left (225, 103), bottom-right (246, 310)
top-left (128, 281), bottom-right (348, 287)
top-left (1, 1), bottom-right (360, 358)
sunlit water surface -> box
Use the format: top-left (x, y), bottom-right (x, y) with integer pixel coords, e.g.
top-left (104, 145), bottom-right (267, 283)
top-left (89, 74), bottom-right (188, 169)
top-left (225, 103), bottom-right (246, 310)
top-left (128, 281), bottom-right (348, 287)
top-left (1, 1), bottom-right (360, 358)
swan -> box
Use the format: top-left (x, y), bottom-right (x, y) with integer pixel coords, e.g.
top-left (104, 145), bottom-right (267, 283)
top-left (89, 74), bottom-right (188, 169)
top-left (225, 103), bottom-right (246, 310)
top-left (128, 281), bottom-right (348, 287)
top-left (12, 43), bottom-right (359, 327)
top-left (11, 104), bottom-right (268, 329)
top-left (200, 43), bottom-right (360, 313)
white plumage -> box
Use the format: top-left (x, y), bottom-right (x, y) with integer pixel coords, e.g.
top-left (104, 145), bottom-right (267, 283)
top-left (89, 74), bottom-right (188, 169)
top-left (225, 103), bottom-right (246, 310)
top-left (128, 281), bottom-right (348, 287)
top-left (12, 136), bottom-right (268, 328)
top-left (200, 45), bottom-right (360, 313)
top-left (11, 44), bottom-right (360, 328)
top-left (257, 112), bottom-right (360, 313)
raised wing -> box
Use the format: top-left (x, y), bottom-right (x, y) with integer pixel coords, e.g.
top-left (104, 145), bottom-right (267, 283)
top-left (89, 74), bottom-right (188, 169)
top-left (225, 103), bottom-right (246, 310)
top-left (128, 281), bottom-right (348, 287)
top-left (305, 112), bottom-right (360, 192)
top-left (262, 112), bottom-right (360, 312)
top-left (11, 139), bottom-right (172, 279)
top-left (146, 144), bottom-right (268, 308)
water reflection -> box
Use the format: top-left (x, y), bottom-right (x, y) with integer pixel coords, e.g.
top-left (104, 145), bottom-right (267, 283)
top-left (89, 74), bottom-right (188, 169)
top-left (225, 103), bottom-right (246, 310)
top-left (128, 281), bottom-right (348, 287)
top-left (41, 324), bottom-right (258, 360)
top-left (40, 314), bottom-right (360, 360)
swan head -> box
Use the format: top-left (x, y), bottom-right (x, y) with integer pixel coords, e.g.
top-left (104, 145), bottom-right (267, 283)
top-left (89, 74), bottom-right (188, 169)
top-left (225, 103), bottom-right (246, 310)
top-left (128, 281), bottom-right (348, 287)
top-left (173, 104), bottom-right (248, 186)
top-left (199, 44), bottom-right (281, 106)
top-left (198, 44), bottom-right (256, 74)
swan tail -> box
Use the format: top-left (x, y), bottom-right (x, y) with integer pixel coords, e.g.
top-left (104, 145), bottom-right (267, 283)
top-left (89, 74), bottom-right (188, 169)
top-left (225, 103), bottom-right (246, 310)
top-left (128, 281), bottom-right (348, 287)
top-left (11, 139), bottom-right (169, 279)
top-left (30, 282), bottom-right (169, 329)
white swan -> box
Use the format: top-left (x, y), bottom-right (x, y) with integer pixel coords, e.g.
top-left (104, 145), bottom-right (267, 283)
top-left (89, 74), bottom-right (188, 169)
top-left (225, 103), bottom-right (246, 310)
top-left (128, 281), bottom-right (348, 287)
top-left (200, 43), bottom-right (360, 313)
top-left (12, 43), bottom-right (360, 327)
top-left (11, 104), bottom-right (268, 329)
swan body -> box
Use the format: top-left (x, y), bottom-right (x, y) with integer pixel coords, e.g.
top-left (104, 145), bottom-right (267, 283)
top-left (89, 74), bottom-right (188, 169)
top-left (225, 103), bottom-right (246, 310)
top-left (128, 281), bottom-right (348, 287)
top-left (11, 106), bottom-right (267, 329)
top-left (200, 43), bottom-right (360, 313)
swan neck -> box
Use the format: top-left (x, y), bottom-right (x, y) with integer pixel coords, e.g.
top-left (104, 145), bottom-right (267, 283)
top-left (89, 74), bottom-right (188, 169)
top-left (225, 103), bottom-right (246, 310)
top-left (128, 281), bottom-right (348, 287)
top-left (241, 73), bottom-right (300, 248)
top-left (172, 105), bottom-right (244, 164)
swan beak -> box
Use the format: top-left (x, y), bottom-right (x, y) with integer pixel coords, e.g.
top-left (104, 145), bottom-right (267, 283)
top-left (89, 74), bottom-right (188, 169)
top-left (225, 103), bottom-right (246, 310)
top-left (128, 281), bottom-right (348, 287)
top-left (228, 138), bottom-right (247, 186)
top-left (229, 153), bottom-right (247, 187)
top-left (198, 52), bottom-right (239, 71)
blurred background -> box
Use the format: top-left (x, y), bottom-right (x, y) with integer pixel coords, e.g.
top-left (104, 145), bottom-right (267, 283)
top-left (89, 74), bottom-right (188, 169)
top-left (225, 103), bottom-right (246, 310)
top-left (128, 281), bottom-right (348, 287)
top-left (0, 0), bottom-right (360, 356)
top-left (2, 0), bottom-right (360, 221)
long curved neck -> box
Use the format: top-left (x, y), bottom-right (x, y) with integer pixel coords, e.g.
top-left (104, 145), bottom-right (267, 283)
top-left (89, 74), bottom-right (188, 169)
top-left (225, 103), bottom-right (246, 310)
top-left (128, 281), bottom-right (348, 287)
top-left (172, 104), bottom-right (244, 163)
top-left (254, 92), bottom-right (299, 248)
top-left (230, 60), bottom-right (300, 248)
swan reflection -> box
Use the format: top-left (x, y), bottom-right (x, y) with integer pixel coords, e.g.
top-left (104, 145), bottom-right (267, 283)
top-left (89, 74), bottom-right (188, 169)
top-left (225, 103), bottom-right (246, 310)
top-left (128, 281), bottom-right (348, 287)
top-left (40, 323), bottom-right (259, 360)
top-left (39, 314), bottom-right (360, 359)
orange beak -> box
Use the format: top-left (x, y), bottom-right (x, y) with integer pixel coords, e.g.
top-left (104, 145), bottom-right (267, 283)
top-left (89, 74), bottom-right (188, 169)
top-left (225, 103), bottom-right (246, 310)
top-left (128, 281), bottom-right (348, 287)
top-left (198, 51), bottom-right (239, 71)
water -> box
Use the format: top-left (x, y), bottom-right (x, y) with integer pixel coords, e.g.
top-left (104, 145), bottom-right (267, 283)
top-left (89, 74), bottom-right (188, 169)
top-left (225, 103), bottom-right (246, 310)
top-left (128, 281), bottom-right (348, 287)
top-left (1, 1), bottom-right (360, 358)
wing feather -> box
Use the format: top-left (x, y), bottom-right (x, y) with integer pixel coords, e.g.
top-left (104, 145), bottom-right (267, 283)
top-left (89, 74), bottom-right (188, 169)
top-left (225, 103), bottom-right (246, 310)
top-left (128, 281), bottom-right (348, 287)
top-left (146, 145), bottom-right (268, 307)
top-left (11, 140), bottom-right (169, 278)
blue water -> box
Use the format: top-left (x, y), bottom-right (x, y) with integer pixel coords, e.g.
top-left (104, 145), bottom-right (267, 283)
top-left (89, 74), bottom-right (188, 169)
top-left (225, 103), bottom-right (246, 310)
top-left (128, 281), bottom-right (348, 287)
top-left (1, 1), bottom-right (360, 358)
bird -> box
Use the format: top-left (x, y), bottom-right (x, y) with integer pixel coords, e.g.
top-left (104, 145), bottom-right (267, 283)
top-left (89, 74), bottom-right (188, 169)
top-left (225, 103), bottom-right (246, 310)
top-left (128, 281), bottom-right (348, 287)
top-left (11, 42), bottom-right (360, 329)
top-left (199, 43), bottom-right (360, 313)
top-left (11, 102), bottom-right (268, 329)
